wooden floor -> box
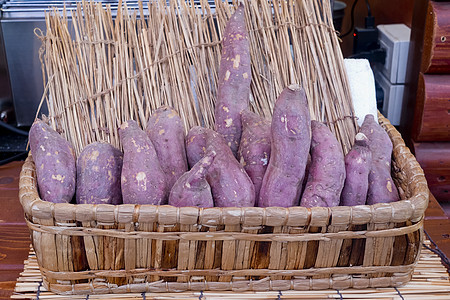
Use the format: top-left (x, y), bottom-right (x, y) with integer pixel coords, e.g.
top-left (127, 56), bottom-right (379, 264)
top-left (0, 162), bottom-right (29, 300)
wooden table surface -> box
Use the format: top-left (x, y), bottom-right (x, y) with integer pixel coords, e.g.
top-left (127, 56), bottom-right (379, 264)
top-left (0, 161), bottom-right (449, 299)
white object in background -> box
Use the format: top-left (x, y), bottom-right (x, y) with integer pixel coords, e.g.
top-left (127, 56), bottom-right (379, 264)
top-left (375, 71), bottom-right (405, 126)
top-left (377, 24), bottom-right (411, 84)
top-left (344, 58), bottom-right (378, 127)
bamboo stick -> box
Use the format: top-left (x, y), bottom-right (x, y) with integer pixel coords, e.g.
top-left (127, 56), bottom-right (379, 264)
top-left (40, 0), bottom-right (357, 155)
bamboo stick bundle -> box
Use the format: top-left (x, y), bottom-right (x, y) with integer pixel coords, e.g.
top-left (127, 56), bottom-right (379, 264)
top-left (40, 0), bottom-right (357, 156)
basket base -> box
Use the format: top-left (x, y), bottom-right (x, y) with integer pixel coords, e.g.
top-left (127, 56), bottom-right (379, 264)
top-left (13, 241), bottom-right (449, 298)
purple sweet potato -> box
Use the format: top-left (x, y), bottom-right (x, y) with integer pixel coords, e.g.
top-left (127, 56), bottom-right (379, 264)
top-left (185, 126), bottom-right (208, 168)
top-left (76, 142), bottom-right (123, 205)
top-left (146, 106), bottom-right (188, 190)
top-left (119, 120), bottom-right (167, 205)
top-left (340, 133), bottom-right (372, 206)
top-left (168, 151), bottom-right (216, 208)
top-left (238, 110), bottom-right (271, 203)
top-left (214, 3), bottom-right (252, 157)
top-left (359, 114), bottom-right (399, 204)
top-left (259, 84), bottom-right (311, 208)
top-left (205, 129), bottom-right (255, 207)
top-left (29, 119), bottom-right (76, 203)
top-left (300, 121), bottom-right (346, 208)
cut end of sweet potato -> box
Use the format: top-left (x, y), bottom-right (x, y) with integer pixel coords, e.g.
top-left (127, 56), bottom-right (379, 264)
top-left (355, 132), bottom-right (368, 142)
top-left (287, 83), bottom-right (301, 91)
top-left (120, 121), bottom-right (130, 130)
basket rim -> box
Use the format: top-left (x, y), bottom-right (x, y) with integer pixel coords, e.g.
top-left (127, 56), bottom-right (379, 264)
top-left (19, 113), bottom-right (429, 227)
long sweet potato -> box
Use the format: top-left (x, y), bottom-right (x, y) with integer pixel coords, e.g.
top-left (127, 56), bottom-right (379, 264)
top-left (205, 129), bottom-right (255, 207)
top-left (168, 151), bottom-right (216, 208)
top-left (259, 84), bottom-right (311, 207)
top-left (76, 142), bottom-right (123, 205)
top-left (185, 126), bottom-right (208, 168)
top-left (359, 114), bottom-right (399, 204)
top-left (214, 3), bottom-right (251, 157)
top-left (29, 119), bottom-right (76, 203)
top-left (300, 121), bottom-right (346, 208)
top-left (119, 120), bottom-right (167, 205)
top-left (146, 106), bottom-right (188, 190)
top-left (238, 109), bottom-right (271, 203)
top-left (340, 133), bottom-right (372, 206)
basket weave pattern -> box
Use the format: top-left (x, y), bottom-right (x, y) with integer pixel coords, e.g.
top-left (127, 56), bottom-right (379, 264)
top-left (18, 113), bottom-right (429, 295)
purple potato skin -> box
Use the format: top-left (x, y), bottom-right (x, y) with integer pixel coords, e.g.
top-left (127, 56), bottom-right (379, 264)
top-left (119, 120), bottom-right (167, 205)
top-left (238, 110), bottom-right (271, 204)
top-left (300, 121), bottom-right (346, 208)
top-left (359, 115), bottom-right (399, 204)
top-left (168, 151), bottom-right (216, 208)
top-left (29, 119), bottom-right (76, 203)
top-left (146, 106), bottom-right (188, 190)
top-left (185, 126), bottom-right (208, 168)
top-left (205, 129), bottom-right (255, 207)
top-left (76, 142), bottom-right (123, 205)
top-left (340, 133), bottom-right (372, 206)
top-left (214, 3), bottom-right (252, 157)
top-left (259, 84), bottom-right (311, 208)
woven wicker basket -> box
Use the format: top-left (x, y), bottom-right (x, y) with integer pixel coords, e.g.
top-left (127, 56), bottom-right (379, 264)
top-left (18, 113), bottom-right (429, 295)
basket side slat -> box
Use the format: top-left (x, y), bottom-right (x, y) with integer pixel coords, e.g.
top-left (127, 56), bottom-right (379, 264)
top-left (31, 219), bottom-right (43, 276)
top-left (124, 222), bottom-right (136, 279)
top-left (136, 222), bottom-right (154, 281)
top-left (187, 224), bottom-right (199, 276)
top-left (326, 225), bottom-right (348, 267)
top-left (204, 226), bottom-right (217, 282)
top-left (268, 226), bottom-right (285, 280)
top-left (55, 234), bottom-right (65, 273)
top-left (152, 225), bottom-right (165, 282)
top-left (220, 224), bottom-right (240, 282)
top-left (390, 223), bottom-right (408, 267)
top-left (39, 218), bottom-right (59, 285)
top-left (314, 225), bottom-right (339, 278)
top-left (242, 229), bottom-right (258, 271)
top-left (103, 224), bottom-right (115, 284)
top-left (295, 235), bottom-right (308, 272)
top-left (234, 229), bottom-right (247, 270)
top-left (114, 223), bottom-right (125, 286)
top-left (372, 222), bottom-right (396, 278)
top-left (404, 224), bottom-right (422, 265)
top-left (234, 226), bottom-right (259, 274)
top-left (161, 224), bottom-right (180, 282)
top-left (285, 227), bottom-right (304, 273)
top-left (314, 227), bottom-right (330, 270)
top-left (65, 232), bottom-right (73, 276)
top-left (177, 224), bottom-right (191, 282)
top-left (278, 226), bottom-right (289, 278)
top-left (82, 221), bottom-right (99, 270)
top-left (303, 226), bottom-right (320, 269)
top-left (363, 223), bottom-right (376, 268)
top-left (96, 226), bottom-right (105, 271)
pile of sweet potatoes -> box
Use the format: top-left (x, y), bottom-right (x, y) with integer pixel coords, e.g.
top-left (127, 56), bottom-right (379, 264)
top-left (29, 3), bottom-right (399, 208)
top-left (30, 104), bottom-right (399, 208)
